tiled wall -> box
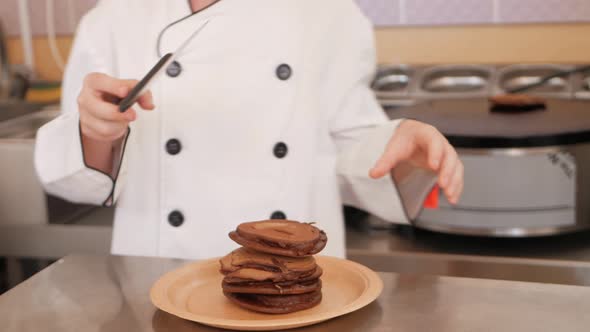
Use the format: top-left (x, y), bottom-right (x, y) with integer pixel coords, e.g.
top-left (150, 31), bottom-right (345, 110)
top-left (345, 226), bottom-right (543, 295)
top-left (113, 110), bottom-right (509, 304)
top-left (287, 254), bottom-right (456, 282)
top-left (357, 0), bottom-right (590, 26)
top-left (1, 0), bottom-right (96, 36)
top-left (498, 0), bottom-right (590, 24)
top-left (404, 0), bottom-right (495, 25)
top-left (1, 0), bottom-right (590, 37)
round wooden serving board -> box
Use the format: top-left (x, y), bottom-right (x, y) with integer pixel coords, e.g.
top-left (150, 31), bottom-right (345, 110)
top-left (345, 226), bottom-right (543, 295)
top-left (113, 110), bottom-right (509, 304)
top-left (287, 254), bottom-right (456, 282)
top-left (150, 256), bottom-right (383, 331)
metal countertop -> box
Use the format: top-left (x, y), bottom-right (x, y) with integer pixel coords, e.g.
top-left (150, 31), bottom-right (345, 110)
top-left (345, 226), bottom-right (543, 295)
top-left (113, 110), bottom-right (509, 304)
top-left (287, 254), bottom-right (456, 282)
top-left (4, 207), bottom-right (590, 260)
top-left (4, 208), bottom-right (590, 287)
top-left (346, 214), bottom-right (590, 286)
top-left (1, 254), bottom-right (590, 332)
top-left (347, 214), bottom-right (590, 262)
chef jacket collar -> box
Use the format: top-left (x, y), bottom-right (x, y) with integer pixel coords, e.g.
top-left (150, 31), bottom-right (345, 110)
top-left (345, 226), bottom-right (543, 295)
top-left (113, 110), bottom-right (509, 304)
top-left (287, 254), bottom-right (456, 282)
top-left (159, 0), bottom-right (235, 58)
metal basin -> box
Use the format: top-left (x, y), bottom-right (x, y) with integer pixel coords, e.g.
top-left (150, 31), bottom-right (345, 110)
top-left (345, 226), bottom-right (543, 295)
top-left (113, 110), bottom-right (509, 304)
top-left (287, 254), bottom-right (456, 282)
top-left (419, 65), bottom-right (492, 96)
top-left (0, 109), bottom-right (59, 139)
top-left (497, 64), bottom-right (572, 96)
top-left (372, 65), bottom-right (416, 109)
top-left (0, 100), bottom-right (44, 121)
top-left (373, 65), bottom-right (412, 95)
top-left (574, 72), bottom-right (590, 99)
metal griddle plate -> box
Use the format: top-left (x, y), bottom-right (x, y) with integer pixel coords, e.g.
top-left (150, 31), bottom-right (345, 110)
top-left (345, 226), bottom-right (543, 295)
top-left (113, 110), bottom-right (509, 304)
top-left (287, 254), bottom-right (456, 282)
top-left (389, 98), bottom-right (590, 148)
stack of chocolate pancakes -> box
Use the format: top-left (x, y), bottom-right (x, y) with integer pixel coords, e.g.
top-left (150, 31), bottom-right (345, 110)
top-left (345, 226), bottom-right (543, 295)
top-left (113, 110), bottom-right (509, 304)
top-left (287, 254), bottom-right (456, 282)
top-left (220, 220), bottom-right (328, 314)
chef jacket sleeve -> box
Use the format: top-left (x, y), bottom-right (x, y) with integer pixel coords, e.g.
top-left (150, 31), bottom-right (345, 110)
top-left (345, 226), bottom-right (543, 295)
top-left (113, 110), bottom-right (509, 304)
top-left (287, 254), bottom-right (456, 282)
top-left (34, 5), bottom-right (129, 207)
top-left (332, 2), bottom-right (437, 223)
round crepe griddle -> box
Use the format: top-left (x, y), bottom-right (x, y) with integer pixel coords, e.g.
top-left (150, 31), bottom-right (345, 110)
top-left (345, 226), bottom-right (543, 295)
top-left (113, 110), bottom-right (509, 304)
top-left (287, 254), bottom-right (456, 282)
top-left (388, 98), bottom-right (590, 148)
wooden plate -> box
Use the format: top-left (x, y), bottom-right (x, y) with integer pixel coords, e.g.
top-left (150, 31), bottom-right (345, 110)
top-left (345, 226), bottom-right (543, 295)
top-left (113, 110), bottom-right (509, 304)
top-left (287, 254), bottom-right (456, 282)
top-left (150, 256), bottom-right (383, 331)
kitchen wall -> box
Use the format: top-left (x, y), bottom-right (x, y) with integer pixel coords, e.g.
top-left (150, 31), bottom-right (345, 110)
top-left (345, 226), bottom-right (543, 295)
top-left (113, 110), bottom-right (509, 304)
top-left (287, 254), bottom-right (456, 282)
top-left (0, 0), bottom-right (95, 36)
top-left (3, 0), bottom-right (590, 81)
top-left (374, 23), bottom-right (590, 65)
top-left (359, 0), bottom-right (590, 64)
top-left (358, 0), bottom-right (590, 26)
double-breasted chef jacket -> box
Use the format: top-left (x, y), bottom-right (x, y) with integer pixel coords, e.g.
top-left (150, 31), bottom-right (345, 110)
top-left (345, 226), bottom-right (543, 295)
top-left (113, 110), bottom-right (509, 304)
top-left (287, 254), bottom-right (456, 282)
top-left (35, 0), bottom-right (432, 259)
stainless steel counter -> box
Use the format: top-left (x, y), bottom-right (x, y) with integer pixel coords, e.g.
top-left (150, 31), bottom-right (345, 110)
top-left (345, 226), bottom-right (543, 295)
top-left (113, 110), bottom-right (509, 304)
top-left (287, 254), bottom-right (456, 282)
top-left (1, 254), bottom-right (589, 332)
top-left (347, 214), bottom-right (590, 261)
top-left (347, 215), bottom-right (590, 286)
top-left (5, 207), bottom-right (590, 260)
top-left (4, 208), bottom-right (590, 289)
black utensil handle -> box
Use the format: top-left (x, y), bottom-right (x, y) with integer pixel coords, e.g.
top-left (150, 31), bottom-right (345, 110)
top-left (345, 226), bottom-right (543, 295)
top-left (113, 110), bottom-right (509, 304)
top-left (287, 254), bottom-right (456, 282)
top-left (118, 53), bottom-right (173, 112)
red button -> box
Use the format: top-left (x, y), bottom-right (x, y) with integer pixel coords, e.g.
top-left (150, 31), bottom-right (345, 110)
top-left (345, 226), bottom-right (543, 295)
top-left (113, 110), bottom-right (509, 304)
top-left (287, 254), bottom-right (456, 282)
top-left (423, 185), bottom-right (439, 209)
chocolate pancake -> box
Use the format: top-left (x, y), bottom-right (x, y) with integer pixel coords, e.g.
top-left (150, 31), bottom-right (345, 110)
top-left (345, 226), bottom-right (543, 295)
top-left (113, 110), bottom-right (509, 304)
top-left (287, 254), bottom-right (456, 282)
top-left (223, 265), bottom-right (323, 285)
top-left (229, 220), bottom-right (328, 257)
top-left (223, 289), bottom-right (322, 314)
top-left (220, 247), bottom-right (317, 274)
top-left (222, 278), bottom-right (321, 295)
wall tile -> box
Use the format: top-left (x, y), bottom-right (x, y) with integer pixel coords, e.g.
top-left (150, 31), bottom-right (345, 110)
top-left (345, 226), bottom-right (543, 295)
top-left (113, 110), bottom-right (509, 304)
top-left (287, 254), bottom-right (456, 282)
top-left (404, 0), bottom-right (495, 25)
top-left (1, 0), bottom-right (98, 37)
top-left (29, 0), bottom-right (80, 35)
top-left (498, 0), bottom-right (590, 23)
top-left (0, 0), bottom-right (21, 36)
top-left (356, 0), bottom-right (400, 26)
top-left (3, 0), bottom-right (590, 36)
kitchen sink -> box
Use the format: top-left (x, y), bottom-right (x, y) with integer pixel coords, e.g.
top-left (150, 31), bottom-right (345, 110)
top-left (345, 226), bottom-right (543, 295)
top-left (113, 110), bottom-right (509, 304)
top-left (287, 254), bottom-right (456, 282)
top-left (0, 108), bottom-right (59, 226)
top-left (0, 100), bottom-right (45, 122)
top-left (0, 109), bottom-right (59, 139)
top-left (0, 107), bottom-right (94, 226)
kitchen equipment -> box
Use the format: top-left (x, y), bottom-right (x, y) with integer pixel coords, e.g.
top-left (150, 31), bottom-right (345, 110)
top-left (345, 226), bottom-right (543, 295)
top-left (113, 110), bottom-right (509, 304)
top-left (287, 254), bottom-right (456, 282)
top-left (372, 65), bottom-right (413, 97)
top-left (371, 65), bottom-right (418, 111)
top-left (150, 256), bottom-right (383, 331)
top-left (574, 69), bottom-right (590, 100)
top-left (418, 65), bottom-right (494, 97)
top-left (495, 64), bottom-right (573, 98)
top-left (506, 65), bottom-right (590, 94)
top-left (0, 109), bottom-right (57, 225)
top-left (388, 98), bottom-right (590, 237)
top-left (0, 20), bottom-right (11, 99)
top-left (0, 20), bottom-right (29, 101)
top-left (0, 106), bottom-right (94, 226)
top-left (373, 64), bottom-right (590, 107)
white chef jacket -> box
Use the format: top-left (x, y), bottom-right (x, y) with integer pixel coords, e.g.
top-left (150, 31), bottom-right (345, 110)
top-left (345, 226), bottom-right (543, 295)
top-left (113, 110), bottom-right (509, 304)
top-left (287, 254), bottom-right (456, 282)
top-left (34, 0), bottom-right (419, 259)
